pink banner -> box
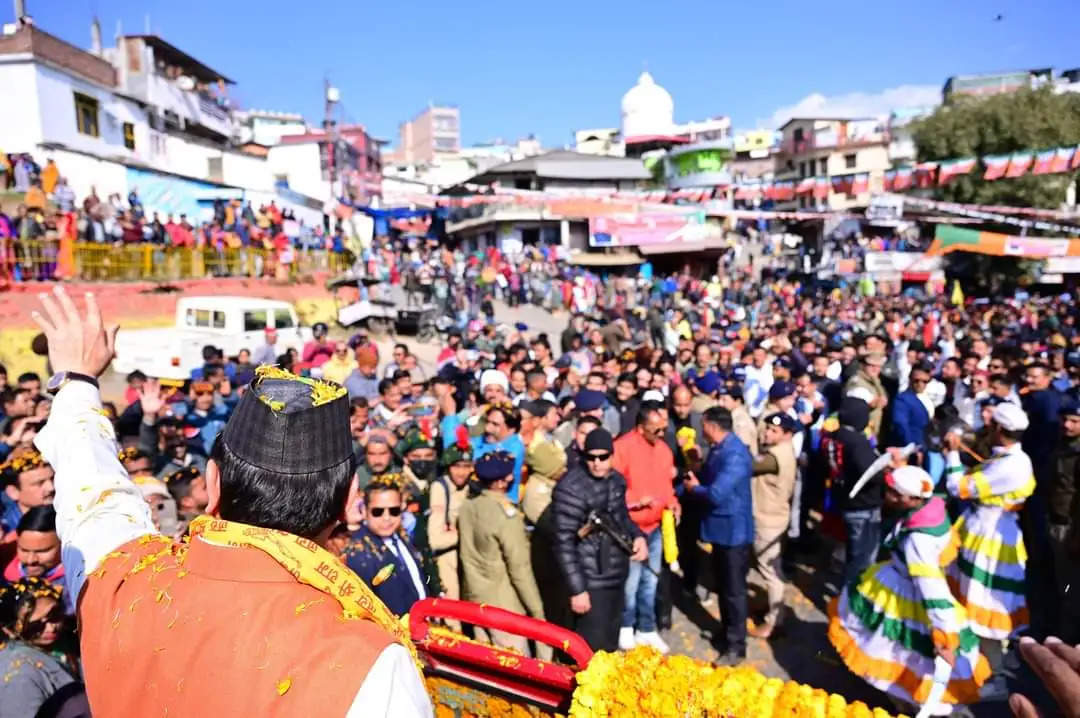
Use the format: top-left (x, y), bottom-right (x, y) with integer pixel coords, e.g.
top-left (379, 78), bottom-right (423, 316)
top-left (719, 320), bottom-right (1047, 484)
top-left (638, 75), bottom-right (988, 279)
top-left (589, 211), bottom-right (705, 247)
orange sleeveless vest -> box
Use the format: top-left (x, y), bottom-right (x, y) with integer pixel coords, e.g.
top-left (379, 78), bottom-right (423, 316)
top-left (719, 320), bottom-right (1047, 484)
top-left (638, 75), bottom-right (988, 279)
top-left (78, 534), bottom-right (394, 716)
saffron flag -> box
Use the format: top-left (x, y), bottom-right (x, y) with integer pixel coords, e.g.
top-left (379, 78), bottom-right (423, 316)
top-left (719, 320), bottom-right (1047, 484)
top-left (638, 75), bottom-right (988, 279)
top-left (883, 170), bottom-right (896, 192)
top-left (1004, 151), bottom-right (1034, 178)
top-left (1071, 144), bottom-right (1080, 170)
top-left (894, 168), bottom-right (913, 190)
top-left (796, 177), bottom-right (815, 195)
top-left (1050, 146), bottom-right (1074, 173)
top-left (775, 181), bottom-right (795, 201)
top-left (914, 162), bottom-right (938, 188)
top-left (851, 173), bottom-right (869, 194)
top-left (982, 154), bottom-right (1011, 180)
top-left (937, 158), bottom-right (976, 185)
top-left (1031, 149), bottom-right (1057, 175)
top-left (831, 175), bottom-right (852, 195)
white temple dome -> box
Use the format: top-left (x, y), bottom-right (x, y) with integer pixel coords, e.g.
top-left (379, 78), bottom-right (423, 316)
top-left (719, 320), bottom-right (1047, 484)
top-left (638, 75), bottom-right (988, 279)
top-left (620, 71), bottom-right (674, 138)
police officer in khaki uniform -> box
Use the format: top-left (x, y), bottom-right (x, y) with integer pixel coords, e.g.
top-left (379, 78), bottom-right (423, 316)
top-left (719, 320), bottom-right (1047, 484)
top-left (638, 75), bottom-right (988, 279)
top-left (523, 439), bottom-right (570, 629)
top-left (748, 413), bottom-right (798, 638)
top-left (427, 430), bottom-right (473, 629)
top-left (458, 451), bottom-right (547, 656)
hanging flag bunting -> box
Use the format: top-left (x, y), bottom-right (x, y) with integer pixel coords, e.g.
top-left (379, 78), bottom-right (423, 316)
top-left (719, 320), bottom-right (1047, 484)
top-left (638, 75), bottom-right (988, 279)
top-left (795, 177), bottom-right (815, 195)
top-left (1050, 146), bottom-right (1075, 173)
top-left (937, 158), bottom-right (976, 185)
top-left (982, 154), bottom-right (1011, 180)
top-left (883, 170), bottom-right (896, 192)
top-left (893, 167), bottom-right (914, 190)
top-left (914, 162), bottom-right (938, 188)
top-left (831, 175), bottom-right (853, 195)
top-left (1004, 151), bottom-right (1034, 178)
top-left (851, 173), bottom-right (870, 194)
top-left (1031, 149), bottom-right (1057, 175)
top-left (813, 177), bottom-right (830, 199)
top-left (774, 181), bottom-right (795, 201)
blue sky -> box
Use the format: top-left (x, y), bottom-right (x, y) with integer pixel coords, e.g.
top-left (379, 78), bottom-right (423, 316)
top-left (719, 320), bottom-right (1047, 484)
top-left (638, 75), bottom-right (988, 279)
top-left (11, 0), bottom-right (1077, 148)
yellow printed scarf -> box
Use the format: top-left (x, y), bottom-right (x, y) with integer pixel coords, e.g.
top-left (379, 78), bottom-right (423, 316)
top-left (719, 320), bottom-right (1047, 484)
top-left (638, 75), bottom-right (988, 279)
top-left (187, 516), bottom-right (420, 667)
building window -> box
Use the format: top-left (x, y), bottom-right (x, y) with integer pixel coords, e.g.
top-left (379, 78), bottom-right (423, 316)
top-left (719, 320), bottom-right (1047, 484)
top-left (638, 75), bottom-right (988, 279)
top-left (819, 158), bottom-right (828, 174)
top-left (74, 92), bottom-right (100, 137)
top-left (844, 153), bottom-right (857, 169)
top-left (122, 122), bottom-right (136, 150)
top-left (793, 127), bottom-right (804, 143)
top-left (798, 161), bottom-right (806, 177)
top-left (434, 136), bottom-right (456, 151)
top-left (433, 114), bottom-right (458, 132)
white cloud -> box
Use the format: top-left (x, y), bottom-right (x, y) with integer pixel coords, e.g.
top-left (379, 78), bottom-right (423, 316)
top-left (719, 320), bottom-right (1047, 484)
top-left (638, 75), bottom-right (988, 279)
top-left (769, 84), bottom-right (941, 128)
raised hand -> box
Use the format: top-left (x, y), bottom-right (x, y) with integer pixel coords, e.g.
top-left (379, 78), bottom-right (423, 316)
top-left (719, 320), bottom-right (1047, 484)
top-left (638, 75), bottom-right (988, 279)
top-left (138, 378), bottom-right (166, 416)
top-left (31, 287), bottom-right (118, 379)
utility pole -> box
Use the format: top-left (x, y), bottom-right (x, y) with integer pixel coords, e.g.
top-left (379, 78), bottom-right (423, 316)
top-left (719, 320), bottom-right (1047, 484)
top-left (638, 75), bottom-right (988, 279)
top-left (323, 79), bottom-right (341, 201)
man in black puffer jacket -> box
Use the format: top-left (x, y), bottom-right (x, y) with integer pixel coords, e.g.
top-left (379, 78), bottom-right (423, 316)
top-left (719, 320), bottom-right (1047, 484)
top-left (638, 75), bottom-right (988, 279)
top-left (551, 428), bottom-right (647, 651)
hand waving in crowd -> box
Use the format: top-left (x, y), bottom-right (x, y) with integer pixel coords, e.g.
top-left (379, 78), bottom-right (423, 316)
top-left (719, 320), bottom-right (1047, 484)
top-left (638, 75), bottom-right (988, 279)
top-left (31, 287), bottom-right (118, 378)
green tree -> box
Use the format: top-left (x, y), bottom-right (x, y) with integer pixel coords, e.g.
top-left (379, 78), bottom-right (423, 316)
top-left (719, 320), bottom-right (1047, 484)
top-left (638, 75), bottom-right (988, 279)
top-left (911, 87), bottom-right (1080, 208)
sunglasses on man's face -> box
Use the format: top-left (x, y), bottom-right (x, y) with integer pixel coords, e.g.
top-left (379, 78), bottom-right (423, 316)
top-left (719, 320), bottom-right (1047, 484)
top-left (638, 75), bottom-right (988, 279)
top-left (369, 506), bottom-right (402, 518)
top-left (585, 452), bottom-right (611, 462)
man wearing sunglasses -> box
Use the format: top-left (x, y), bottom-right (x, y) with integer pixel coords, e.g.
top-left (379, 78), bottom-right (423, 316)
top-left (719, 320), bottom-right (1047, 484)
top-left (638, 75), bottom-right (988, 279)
top-left (552, 428), bottom-right (647, 652)
top-left (345, 474), bottom-right (430, 618)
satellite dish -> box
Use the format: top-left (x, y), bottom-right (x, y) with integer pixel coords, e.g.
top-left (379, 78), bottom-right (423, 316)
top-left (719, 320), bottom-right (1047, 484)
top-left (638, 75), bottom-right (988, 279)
top-left (326, 86), bottom-right (341, 103)
top-left (177, 75), bottom-right (195, 91)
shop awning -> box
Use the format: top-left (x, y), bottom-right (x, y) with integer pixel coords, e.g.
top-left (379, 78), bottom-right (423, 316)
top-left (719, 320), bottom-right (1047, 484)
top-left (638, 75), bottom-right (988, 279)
top-left (638, 238), bottom-right (731, 255)
top-left (567, 250), bottom-right (643, 266)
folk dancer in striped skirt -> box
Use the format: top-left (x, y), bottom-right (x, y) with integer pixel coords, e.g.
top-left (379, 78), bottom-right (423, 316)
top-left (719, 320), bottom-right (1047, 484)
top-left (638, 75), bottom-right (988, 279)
top-left (943, 402), bottom-right (1034, 640)
top-left (829, 466), bottom-right (990, 714)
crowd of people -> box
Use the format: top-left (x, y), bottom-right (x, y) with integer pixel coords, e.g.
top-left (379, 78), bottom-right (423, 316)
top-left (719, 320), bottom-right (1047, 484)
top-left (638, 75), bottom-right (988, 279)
top-left (3, 257), bottom-right (1080, 715)
top-left (0, 153), bottom-right (351, 283)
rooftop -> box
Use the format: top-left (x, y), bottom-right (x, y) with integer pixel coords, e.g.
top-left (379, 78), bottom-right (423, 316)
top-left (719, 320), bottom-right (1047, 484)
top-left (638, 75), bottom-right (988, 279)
top-left (777, 116), bottom-right (880, 131)
top-left (470, 150), bottom-right (651, 182)
top-left (123, 34), bottom-right (234, 84)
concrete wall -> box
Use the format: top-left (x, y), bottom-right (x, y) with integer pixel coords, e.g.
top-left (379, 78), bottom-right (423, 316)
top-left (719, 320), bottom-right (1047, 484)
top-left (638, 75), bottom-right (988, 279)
top-left (35, 63), bottom-right (145, 161)
top-left (0, 61), bottom-right (43, 152)
top-left (267, 142), bottom-right (329, 202)
top-left (51, 148), bottom-right (128, 202)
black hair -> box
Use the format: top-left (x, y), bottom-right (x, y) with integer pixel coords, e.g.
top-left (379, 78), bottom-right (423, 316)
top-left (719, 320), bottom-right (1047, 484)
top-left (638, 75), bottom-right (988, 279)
top-left (16, 505), bottom-right (56, 534)
top-left (617, 372), bottom-right (636, 386)
top-left (210, 436), bottom-right (355, 539)
top-left (391, 370), bottom-right (410, 382)
top-left (202, 364), bottom-right (225, 379)
top-left (989, 373), bottom-right (1011, 387)
top-left (486, 404), bottom-right (521, 432)
top-left (724, 382), bottom-right (745, 402)
top-left (702, 406), bottom-right (733, 431)
top-left (350, 397), bottom-right (369, 412)
top-left (126, 370), bottom-right (147, 383)
top-left (201, 345), bottom-right (221, 362)
top-left (378, 378), bottom-right (396, 396)
top-left (167, 466), bottom-right (203, 502)
top-left (577, 414), bottom-right (602, 431)
top-left (16, 372), bottom-right (39, 385)
top-left (0, 363), bottom-right (6, 376)
top-left (363, 478), bottom-right (402, 505)
top-left (394, 343), bottom-right (409, 354)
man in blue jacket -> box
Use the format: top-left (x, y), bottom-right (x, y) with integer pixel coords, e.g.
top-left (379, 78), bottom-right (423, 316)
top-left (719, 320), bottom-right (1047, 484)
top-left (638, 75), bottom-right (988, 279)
top-left (345, 473), bottom-right (430, 616)
top-left (889, 364), bottom-right (932, 450)
top-left (684, 406), bottom-right (753, 664)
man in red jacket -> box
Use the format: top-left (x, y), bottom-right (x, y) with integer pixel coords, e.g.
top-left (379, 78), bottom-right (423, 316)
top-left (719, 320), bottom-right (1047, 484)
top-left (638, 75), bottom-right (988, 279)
top-left (612, 405), bottom-right (679, 654)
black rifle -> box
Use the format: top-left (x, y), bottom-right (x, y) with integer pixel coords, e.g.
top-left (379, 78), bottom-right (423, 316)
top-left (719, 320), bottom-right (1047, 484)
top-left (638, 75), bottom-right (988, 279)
top-left (578, 509), bottom-right (659, 579)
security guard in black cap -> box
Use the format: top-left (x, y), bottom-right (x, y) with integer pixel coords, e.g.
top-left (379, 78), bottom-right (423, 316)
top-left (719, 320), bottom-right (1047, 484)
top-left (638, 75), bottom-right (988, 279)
top-left (457, 451), bottom-right (548, 656)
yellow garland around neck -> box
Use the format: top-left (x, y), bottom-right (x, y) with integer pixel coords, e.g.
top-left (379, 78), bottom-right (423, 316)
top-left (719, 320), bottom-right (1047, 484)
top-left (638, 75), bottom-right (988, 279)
top-left (187, 515), bottom-right (420, 668)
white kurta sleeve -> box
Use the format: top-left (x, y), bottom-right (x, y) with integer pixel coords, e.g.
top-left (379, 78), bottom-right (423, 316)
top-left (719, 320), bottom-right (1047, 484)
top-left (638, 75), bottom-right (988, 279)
top-left (34, 381), bottom-right (157, 604)
top-left (346, 644), bottom-right (433, 717)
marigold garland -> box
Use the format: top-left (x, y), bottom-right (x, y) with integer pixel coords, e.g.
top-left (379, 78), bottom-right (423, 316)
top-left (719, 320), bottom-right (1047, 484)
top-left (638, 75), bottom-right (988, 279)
top-left (568, 647), bottom-right (906, 718)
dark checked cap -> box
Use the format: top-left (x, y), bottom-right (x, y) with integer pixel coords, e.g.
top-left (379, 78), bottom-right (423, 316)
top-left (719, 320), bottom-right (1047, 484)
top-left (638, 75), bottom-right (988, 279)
top-left (221, 366), bottom-right (351, 473)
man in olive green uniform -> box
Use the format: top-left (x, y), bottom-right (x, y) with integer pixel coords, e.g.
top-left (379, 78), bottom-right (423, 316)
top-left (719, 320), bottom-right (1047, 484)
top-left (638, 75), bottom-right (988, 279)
top-left (843, 352), bottom-right (888, 438)
top-left (523, 440), bottom-right (570, 630)
top-left (748, 413), bottom-right (798, 639)
top-left (427, 434), bottom-right (473, 630)
top-left (458, 451), bottom-right (548, 657)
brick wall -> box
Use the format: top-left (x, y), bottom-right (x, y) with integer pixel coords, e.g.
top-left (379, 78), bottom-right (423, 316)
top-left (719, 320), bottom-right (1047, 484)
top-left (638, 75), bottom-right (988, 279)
top-left (0, 26), bottom-right (116, 87)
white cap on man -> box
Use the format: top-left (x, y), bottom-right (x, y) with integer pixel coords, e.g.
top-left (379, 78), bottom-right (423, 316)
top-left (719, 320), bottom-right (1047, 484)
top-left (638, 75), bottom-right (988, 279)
top-left (479, 369), bottom-right (509, 393)
top-left (991, 403), bottom-right (1029, 432)
top-left (887, 465), bottom-right (935, 499)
